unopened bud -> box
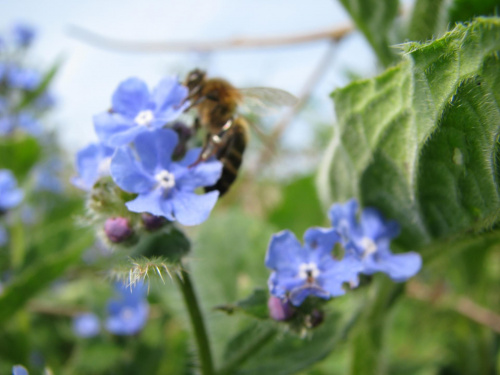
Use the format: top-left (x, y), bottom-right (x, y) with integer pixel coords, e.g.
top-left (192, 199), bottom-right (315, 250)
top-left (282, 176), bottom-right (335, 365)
top-left (268, 296), bottom-right (295, 321)
top-left (141, 213), bottom-right (167, 231)
top-left (104, 217), bottom-right (133, 243)
top-left (305, 309), bottom-right (324, 328)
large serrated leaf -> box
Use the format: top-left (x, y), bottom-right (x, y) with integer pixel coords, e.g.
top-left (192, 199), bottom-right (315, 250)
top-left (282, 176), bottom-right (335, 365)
top-left (338, 0), bottom-right (399, 66)
top-left (318, 18), bottom-right (500, 250)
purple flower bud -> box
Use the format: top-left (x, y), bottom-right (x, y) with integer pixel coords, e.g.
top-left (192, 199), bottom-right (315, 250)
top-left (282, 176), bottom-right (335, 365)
top-left (268, 296), bottom-right (295, 321)
top-left (141, 213), bottom-right (167, 231)
top-left (104, 217), bottom-right (133, 243)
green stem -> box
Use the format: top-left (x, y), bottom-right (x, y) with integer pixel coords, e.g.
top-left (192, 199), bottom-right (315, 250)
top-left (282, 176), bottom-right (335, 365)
top-left (175, 269), bottom-right (215, 375)
top-left (218, 325), bottom-right (277, 375)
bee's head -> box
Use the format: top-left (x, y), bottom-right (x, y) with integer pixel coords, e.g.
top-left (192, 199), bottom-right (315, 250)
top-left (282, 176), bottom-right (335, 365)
top-left (185, 69), bottom-right (206, 92)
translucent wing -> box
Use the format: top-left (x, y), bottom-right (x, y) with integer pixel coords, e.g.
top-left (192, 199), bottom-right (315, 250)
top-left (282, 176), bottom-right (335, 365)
top-left (238, 87), bottom-right (298, 115)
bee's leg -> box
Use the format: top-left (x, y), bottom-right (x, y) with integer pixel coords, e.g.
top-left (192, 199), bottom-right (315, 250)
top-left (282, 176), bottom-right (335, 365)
top-left (188, 133), bottom-right (220, 168)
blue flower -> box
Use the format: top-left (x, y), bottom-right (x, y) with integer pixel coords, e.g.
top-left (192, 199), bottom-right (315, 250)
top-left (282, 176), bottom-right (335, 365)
top-left (12, 365), bottom-right (29, 375)
top-left (265, 229), bottom-right (360, 306)
top-left (11, 23), bottom-right (36, 47)
top-left (105, 281), bottom-right (149, 335)
top-left (94, 77), bottom-right (189, 147)
top-left (73, 312), bottom-right (101, 338)
top-left (33, 158), bottom-right (63, 193)
top-left (71, 142), bottom-right (114, 191)
top-left (0, 169), bottom-right (23, 211)
top-left (110, 128), bottom-right (223, 226)
top-left (329, 199), bottom-right (422, 282)
top-left (0, 113), bottom-right (42, 137)
top-left (8, 66), bottom-right (41, 91)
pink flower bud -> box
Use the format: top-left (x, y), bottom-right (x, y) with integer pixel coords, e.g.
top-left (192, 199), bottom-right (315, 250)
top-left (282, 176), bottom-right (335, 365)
top-left (104, 217), bottom-right (133, 243)
top-left (268, 296), bottom-right (295, 321)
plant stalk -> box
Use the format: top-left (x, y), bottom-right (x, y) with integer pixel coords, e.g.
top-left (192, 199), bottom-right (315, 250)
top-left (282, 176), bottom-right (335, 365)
top-left (175, 268), bottom-right (215, 375)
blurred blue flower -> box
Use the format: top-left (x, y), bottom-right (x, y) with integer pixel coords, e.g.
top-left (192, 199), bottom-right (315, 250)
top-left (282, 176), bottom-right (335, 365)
top-left (94, 76), bottom-right (189, 147)
top-left (0, 225), bottom-right (8, 246)
top-left (330, 199), bottom-right (422, 282)
top-left (0, 169), bottom-right (23, 211)
top-left (8, 66), bottom-right (41, 91)
top-left (12, 365), bottom-right (29, 375)
top-left (110, 129), bottom-right (222, 226)
top-left (34, 91), bottom-right (56, 111)
top-left (33, 158), bottom-right (63, 193)
top-left (11, 23), bottom-right (36, 47)
top-left (71, 142), bottom-right (114, 191)
top-left (265, 229), bottom-right (360, 306)
top-left (73, 312), bottom-right (101, 338)
top-left (0, 112), bottom-right (42, 137)
top-left (105, 281), bottom-right (149, 335)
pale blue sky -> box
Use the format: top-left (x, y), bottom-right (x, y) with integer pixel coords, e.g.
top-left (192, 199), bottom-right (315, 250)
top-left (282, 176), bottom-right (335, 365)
top-left (0, 0), bottom-right (381, 151)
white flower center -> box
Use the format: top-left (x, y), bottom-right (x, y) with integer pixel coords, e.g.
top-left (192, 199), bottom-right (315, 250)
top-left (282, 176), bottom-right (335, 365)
top-left (120, 307), bottom-right (134, 321)
top-left (97, 157), bottom-right (111, 176)
top-left (155, 170), bottom-right (176, 190)
top-left (134, 110), bottom-right (155, 126)
top-left (360, 237), bottom-right (377, 257)
top-left (298, 262), bottom-right (320, 281)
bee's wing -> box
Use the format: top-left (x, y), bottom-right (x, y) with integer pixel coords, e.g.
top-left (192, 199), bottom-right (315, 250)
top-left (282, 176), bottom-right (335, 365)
top-left (238, 87), bottom-right (298, 115)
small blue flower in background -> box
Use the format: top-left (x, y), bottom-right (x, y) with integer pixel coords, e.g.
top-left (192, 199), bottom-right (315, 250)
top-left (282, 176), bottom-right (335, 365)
top-left (330, 199), bottom-right (422, 282)
top-left (33, 157), bottom-right (63, 193)
top-left (94, 76), bottom-right (189, 147)
top-left (73, 312), bottom-right (101, 338)
top-left (265, 229), bottom-right (360, 306)
top-left (0, 112), bottom-right (42, 137)
top-left (34, 91), bottom-right (56, 111)
top-left (0, 169), bottom-right (23, 211)
top-left (105, 281), bottom-right (149, 335)
top-left (0, 115), bottom-right (15, 135)
top-left (0, 225), bottom-right (8, 246)
top-left (11, 22), bottom-right (36, 48)
top-left (71, 142), bottom-right (114, 191)
top-left (110, 129), bottom-right (223, 226)
top-left (8, 66), bottom-right (41, 91)
top-left (12, 365), bottom-right (29, 375)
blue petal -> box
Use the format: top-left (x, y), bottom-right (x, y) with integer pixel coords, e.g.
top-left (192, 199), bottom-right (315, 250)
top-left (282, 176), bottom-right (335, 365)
top-left (72, 143), bottom-right (114, 191)
top-left (112, 77), bottom-right (150, 118)
top-left (318, 257), bottom-right (363, 296)
top-left (12, 365), bottom-right (29, 375)
top-left (265, 230), bottom-right (305, 271)
top-left (360, 208), bottom-right (400, 240)
top-left (151, 76), bottom-right (188, 114)
top-left (329, 199), bottom-right (358, 241)
top-left (363, 251), bottom-right (422, 282)
top-left (130, 129), bottom-right (178, 176)
top-left (94, 112), bottom-right (144, 147)
top-left (303, 227), bottom-right (341, 255)
top-left (171, 190), bottom-right (219, 226)
top-left (267, 272), bottom-right (304, 299)
top-left (110, 148), bottom-right (154, 193)
top-left (126, 189), bottom-right (175, 221)
top-left (0, 169), bottom-right (23, 210)
top-left (175, 158), bottom-right (223, 191)
top-left (289, 284), bottom-right (331, 306)
top-left (73, 313), bottom-right (101, 338)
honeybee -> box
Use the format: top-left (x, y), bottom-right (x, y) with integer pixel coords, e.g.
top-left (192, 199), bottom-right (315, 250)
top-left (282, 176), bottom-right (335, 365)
top-left (184, 69), bottom-right (297, 196)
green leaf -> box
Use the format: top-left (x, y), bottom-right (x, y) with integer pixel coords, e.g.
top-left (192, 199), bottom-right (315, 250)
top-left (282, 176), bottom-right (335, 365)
top-left (268, 175), bottom-right (327, 235)
top-left (318, 18), bottom-right (500, 250)
top-left (408, 0), bottom-right (500, 43)
top-left (349, 278), bottom-right (404, 375)
top-left (408, 0), bottom-right (452, 42)
top-left (338, 0), bottom-right (399, 66)
top-left (0, 228), bottom-right (93, 325)
top-left (215, 288), bottom-right (269, 320)
top-left (0, 135), bottom-right (41, 179)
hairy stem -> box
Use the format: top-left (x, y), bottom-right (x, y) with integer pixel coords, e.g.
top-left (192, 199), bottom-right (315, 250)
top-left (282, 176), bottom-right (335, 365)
top-left (175, 269), bottom-right (215, 375)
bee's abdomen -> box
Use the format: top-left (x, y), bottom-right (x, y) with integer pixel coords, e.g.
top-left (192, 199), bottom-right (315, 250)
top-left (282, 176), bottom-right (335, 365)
top-left (205, 118), bottom-right (248, 196)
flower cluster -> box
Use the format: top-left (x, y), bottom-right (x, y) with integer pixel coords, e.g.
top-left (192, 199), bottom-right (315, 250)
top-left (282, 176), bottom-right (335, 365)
top-left (73, 281), bottom-right (150, 337)
top-left (0, 22), bottom-right (55, 138)
top-left (73, 76), bottom-right (222, 226)
top-left (265, 199), bottom-right (422, 309)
